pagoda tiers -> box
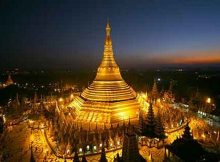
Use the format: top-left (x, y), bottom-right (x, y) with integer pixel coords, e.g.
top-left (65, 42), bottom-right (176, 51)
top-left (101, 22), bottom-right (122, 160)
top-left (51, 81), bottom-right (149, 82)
top-left (65, 23), bottom-right (140, 128)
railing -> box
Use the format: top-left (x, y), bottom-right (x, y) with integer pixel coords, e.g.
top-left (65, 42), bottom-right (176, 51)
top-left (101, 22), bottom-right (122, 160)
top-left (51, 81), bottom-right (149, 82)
top-left (43, 129), bottom-right (122, 159)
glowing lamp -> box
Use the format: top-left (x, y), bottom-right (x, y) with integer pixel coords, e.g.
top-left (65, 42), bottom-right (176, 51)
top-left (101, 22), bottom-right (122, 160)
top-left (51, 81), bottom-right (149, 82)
top-left (59, 98), bottom-right (63, 102)
top-left (206, 98), bottom-right (211, 104)
top-left (117, 141), bottom-right (120, 145)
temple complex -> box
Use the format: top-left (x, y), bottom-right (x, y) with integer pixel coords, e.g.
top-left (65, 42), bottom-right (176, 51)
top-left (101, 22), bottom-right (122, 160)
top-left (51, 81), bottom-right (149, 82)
top-left (28, 23), bottom-right (219, 161)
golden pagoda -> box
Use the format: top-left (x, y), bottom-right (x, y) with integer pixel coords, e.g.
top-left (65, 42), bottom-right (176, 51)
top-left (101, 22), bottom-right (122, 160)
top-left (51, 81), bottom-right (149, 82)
top-left (67, 23), bottom-right (140, 125)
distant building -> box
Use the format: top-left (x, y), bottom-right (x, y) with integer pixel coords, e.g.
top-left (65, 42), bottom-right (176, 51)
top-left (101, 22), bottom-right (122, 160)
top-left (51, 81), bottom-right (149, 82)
top-left (151, 79), bottom-right (159, 100)
top-left (5, 74), bottom-right (14, 86)
top-left (0, 74), bottom-right (14, 89)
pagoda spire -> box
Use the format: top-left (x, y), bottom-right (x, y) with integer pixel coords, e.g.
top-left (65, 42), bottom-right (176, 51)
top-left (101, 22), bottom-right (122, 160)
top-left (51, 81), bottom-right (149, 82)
top-left (182, 123), bottom-right (193, 140)
top-left (122, 127), bottom-right (145, 162)
top-left (95, 22), bottom-right (122, 81)
top-left (143, 102), bottom-right (156, 137)
top-left (195, 88), bottom-right (200, 99)
top-left (106, 21), bottom-right (111, 37)
top-left (155, 112), bottom-right (166, 139)
top-left (146, 102), bottom-right (155, 127)
top-left (5, 74), bottom-right (13, 86)
top-left (33, 92), bottom-right (37, 104)
top-left (168, 80), bottom-right (173, 92)
top-left (151, 79), bottom-right (158, 100)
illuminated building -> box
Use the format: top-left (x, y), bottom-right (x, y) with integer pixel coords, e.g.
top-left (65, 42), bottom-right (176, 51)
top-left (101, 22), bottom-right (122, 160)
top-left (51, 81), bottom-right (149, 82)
top-left (163, 80), bottom-right (175, 103)
top-left (114, 123), bottom-right (145, 162)
top-left (5, 74), bottom-right (14, 86)
top-left (139, 102), bottom-right (166, 148)
top-left (60, 22), bottom-right (140, 128)
top-left (53, 22), bottom-right (141, 157)
top-left (141, 102), bottom-right (156, 138)
top-left (151, 79), bottom-right (159, 100)
top-left (0, 74), bottom-right (14, 89)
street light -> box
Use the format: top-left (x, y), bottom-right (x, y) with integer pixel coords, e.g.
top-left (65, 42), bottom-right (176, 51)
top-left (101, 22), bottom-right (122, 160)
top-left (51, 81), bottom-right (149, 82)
top-left (206, 97), bottom-right (211, 104)
top-left (59, 98), bottom-right (64, 102)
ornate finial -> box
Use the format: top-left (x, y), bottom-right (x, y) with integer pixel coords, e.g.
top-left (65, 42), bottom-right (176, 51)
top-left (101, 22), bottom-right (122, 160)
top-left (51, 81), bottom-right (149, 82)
top-left (106, 21), bottom-right (111, 36)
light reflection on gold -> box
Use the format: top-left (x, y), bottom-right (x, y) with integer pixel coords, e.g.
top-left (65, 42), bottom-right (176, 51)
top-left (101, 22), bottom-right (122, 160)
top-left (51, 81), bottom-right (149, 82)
top-left (66, 23), bottom-right (140, 125)
top-left (206, 97), bottom-right (211, 104)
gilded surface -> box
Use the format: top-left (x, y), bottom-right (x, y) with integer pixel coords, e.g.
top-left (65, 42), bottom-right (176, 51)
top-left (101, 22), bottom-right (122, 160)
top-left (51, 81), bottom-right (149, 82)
top-left (68, 23), bottom-right (140, 124)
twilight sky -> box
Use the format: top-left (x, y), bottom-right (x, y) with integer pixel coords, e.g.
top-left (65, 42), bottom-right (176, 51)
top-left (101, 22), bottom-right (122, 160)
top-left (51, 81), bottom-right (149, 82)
top-left (0, 0), bottom-right (220, 69)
